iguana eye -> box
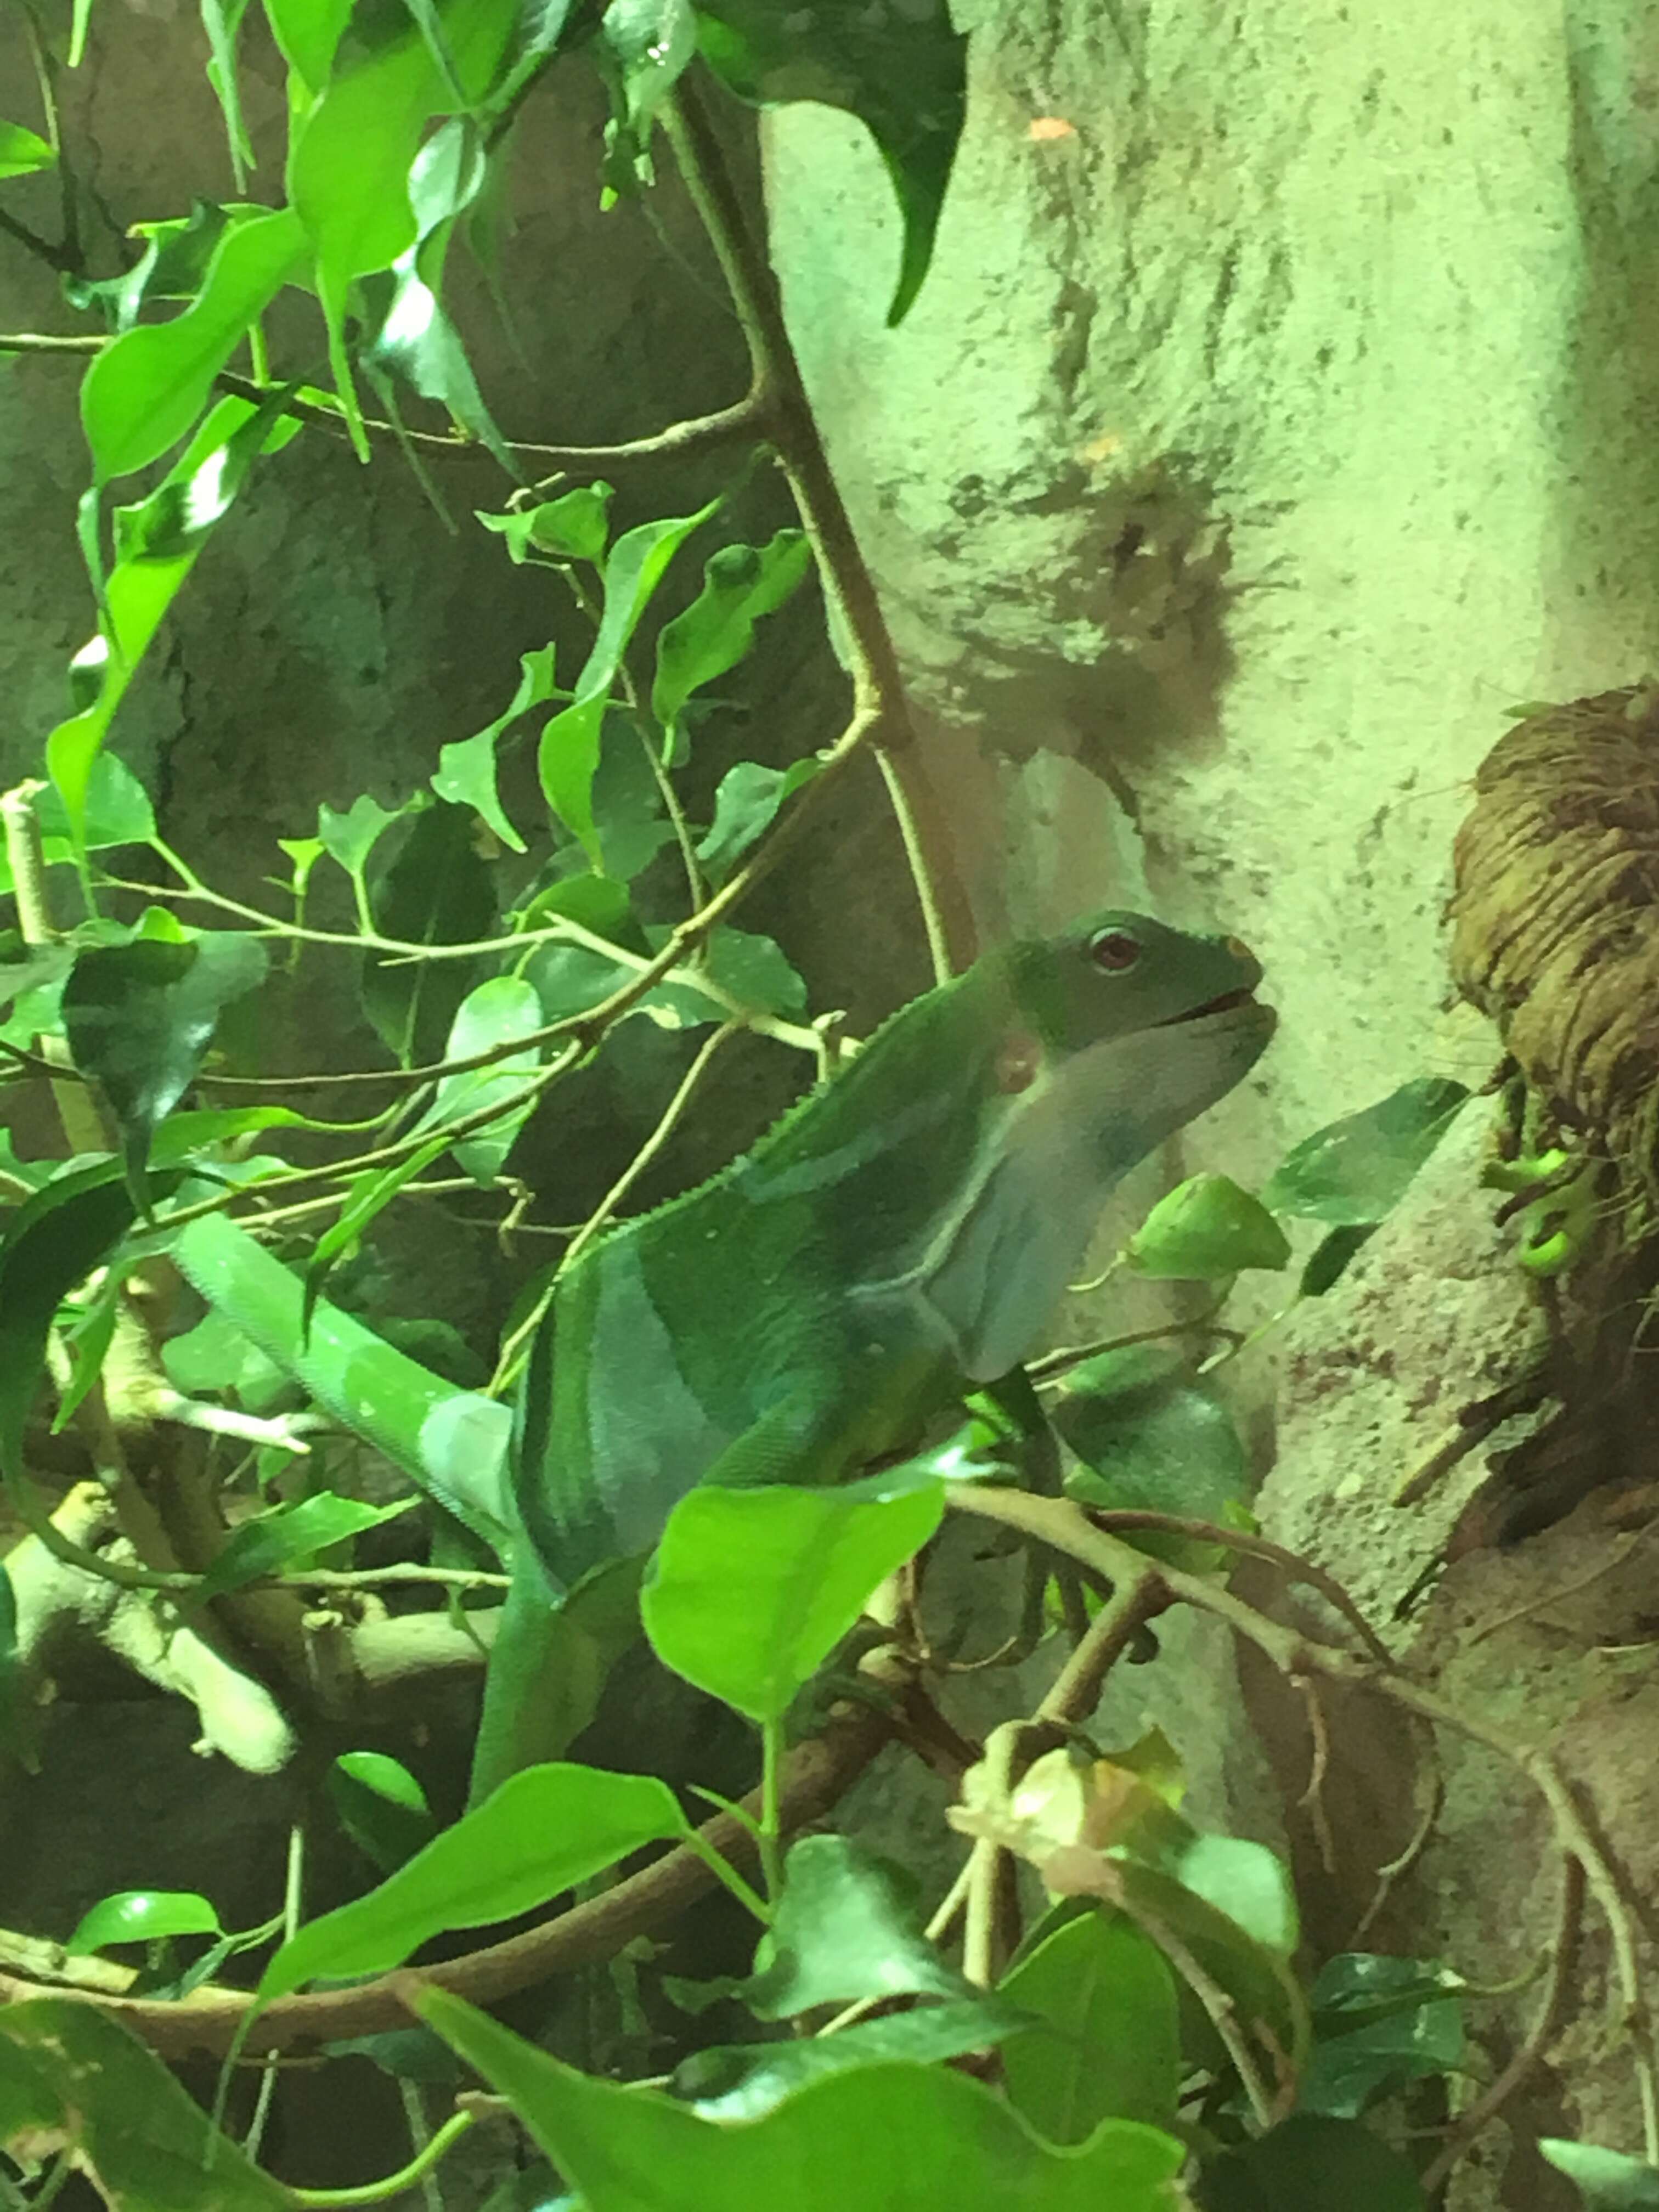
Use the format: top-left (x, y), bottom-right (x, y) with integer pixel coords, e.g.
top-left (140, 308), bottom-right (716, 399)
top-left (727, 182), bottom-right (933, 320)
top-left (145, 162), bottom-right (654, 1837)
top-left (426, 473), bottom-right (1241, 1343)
top-left (1088, 928), bottom-right (1142, 971)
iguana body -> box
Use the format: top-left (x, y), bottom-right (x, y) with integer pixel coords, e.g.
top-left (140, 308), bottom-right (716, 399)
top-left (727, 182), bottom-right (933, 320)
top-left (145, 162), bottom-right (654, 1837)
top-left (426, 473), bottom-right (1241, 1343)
top-left (509, 908), bottom-right (1273, 1606)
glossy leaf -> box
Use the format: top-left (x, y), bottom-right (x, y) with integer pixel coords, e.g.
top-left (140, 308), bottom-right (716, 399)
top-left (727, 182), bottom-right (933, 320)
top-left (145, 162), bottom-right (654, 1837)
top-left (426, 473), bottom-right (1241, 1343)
top-left (173, 1215), bottom-right (514, 1551)
top-left (187, 1492), bottom-right (412, 1607)
top-left (652, 529), bottom-right (811, 732)
top-left (360, 119), bottom-right (515, 470)
top-left (482, 483), bottom-right (613, 565)
top-left (697, 757), bottom-right (820, 883)
top-left (998, 1909), bottom-right (1178, 2138)
top-left (329, 1751), bottom-right (438, 1874)
top-left (1056, 1344), bottom-right (1251, 1564)
top-left (673, 1996), bottom-right (1028, 2120)
top-left (746, 1835), bottom-right (973, 2017)
top-left (1197, 2115), bottom-right (1428, 2211)
top-left (1122, 1172), bottom-right (1290, 1279)
top-left (1300, 1954), bottom-right (1463, 2119)
top-left (0, 1999), bottom-right (287, 2208)
top-left (695, 0), bottom-right (967, 324)
top-left (417, 975), bottom-right (544, 1181)
top-left (362, 799), bottom-right (496, 1068)
top-left (1263, 1077), bottom-right (1471, 1226)
top-left (0, 122), bottom-right (55, 178)
top-left (642, 1473), bottom-right (944, 1721)
top-left (1541, 2142), bottom-right (1659, 2208)
top-left (258, 1763), bottom-right (687, 2001)
top-left (415, 1990), bottom-right (1187, 2212)
top-left (539, 499), bottom-right (720, 861)
top-left (80, 210), bottom-right (306, 479)
top-left (48, 397), bottom-right (291, 844)
top-left (67, 1889), bottom-right (222, 1954)
top-left (432, 644), bottom-right (560, 849)
top-left (62, 930), bottom-right (268, 1192)
top-left (0, 1564), bottom-right (38, 1774)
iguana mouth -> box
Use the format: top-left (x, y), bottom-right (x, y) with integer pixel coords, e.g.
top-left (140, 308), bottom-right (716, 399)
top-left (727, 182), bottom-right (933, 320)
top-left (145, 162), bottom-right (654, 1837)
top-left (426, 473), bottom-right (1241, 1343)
top-left (1160, 987), bottom-right (1257, 1025)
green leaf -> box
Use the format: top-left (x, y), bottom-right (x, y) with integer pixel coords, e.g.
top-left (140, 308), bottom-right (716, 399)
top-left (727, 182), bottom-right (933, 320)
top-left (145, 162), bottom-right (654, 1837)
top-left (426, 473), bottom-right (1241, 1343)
top-left (539, 498), bottom-right (720, 861)
top-left (414, 1991), bottom-right (1187, 2211)
top-left (35, 749), bottom-right (157, 853)
top-left (187, 1493), bottom-right (411, 1607)
top-left (360, 119), bottom-right (516, 471)
top-left (200, 0), bottom-right (255, 182)
top-left (1169, 1835), bottom-right (1298, 1955)
top-left (318, 790), bottom-right (408, 881)
top-left (998, 1909), bottom-right (1179, 2138)
top-left (1541, 2142), bottom-right (1659, 2208)
top-left (417, 975), bottom-right (544, 1182)
top-left (588, 710), bottom-right (674, 881)
top-left (0, 2000), bottom-right (289, 2208)
top-left (65, 202), bottom-right (273, 334)
top-left (62, 931), bottom-right (268, 1194)
top-left (172, 1214), bottom-right (514, 1551)
top-left (642, 1473), bottom-right (944, 1722)
top-left (329, 1751), bottom-right (438, 1874)
top-left (286, 0), bottom-right (518, 455)
top-left (642, 924), bottom-right (808, 1026)
top-left (432, 643), bottom-right (559, 850)
top-left (673, 1996), bottom-right (1027, 2120)
top-left (484, 483), bottom-right (613, 565)
top-left (67, 1889), bottom-right (222, 1954)
top-left (302, 1131), bottom-right (456, 1330)
top-left (1122, 1172), bottom-right (1290, 1279)
top-left (52, 1267), bottom-right (122, 1431)
top-left (80, 210), bottom-right (306, 479)
top-left (1300, 1954), bottom-right (1463, 2119)
top-left (48, 396), bottom-right (291, 843)
top-left (746, 1835), bottom-right (974, 2017)
top-left (361, 799), bottom-right (496, 1068)
top-left (653, 529), bottom-right (811, 733)
top-left (257, 1763), bottom-right (687, 2002)
top-left (264, 0), bottom-right (354, 91)
top-left (695, 0), bottom-right (967, 324)
top-left (1197, 2115), bottom-right (1429, 2211)
top-left (1056, 1344), bottom-right (1251, 1565)
top-left (599, 0), bottom-right (697, 155)
top-left (161, 1306), bottom-right (288, 1407)
top-left (0, 1165), bottom-right (144, 1489)
top-left (0, 122), bottom-right (56, 178)
top-left (1263, 1078), bottom-right (1472, 1226)
top-left (0, 1564), bottom-right (38, 1774)
top-left (696, 757), bottom-right (820, 884)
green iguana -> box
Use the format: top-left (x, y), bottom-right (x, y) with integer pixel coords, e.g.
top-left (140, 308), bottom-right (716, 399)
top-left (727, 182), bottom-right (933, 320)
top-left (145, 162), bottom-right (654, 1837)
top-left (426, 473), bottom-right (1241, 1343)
top-left (475, 909), bottom-right (1274, 1793)
top-left (176, 910), bottom-right (1273, 1801)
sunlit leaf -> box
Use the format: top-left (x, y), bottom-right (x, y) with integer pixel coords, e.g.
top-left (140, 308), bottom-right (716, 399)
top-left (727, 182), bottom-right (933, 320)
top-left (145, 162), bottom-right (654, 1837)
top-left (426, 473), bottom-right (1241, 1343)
top-left (330, 1751), bottom-right (438, 1875)
top-left (1263, 1078), bottom-right (1471, 1226)
top-left (414, 1991), bottom-right (1187, 2212)
top-left (0, 122), bottom-right (55, 178)
top-left (642, 1473), bottom-right (943, 1722)
top-left (1541, 2141), bottom-right (1659, 2208)
top-left (695, 0), bottom-right (967, 324)
top-left (66, 1890), bottom-right (222, 1955)
top-left (258, 1763), bottom-right (686, 2002)
top-left (80, 210), bottom-right (306, 479)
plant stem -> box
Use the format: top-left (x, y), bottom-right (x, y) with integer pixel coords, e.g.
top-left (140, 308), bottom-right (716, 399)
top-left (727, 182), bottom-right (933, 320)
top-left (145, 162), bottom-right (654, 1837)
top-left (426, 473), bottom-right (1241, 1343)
top-left (759, 1713), bottom-right (787, 1903)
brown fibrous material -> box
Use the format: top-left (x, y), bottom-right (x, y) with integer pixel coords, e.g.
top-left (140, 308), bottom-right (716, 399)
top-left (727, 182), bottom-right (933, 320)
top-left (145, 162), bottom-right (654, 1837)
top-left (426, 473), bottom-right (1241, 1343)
top-left (1449, 685), bottom-right (1659, 1202)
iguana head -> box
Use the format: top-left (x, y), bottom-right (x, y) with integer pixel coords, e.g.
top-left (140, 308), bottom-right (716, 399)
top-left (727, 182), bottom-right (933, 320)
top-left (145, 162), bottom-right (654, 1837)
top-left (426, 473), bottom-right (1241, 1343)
top-left (1003, 908), bottom-right (1276, 1148)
